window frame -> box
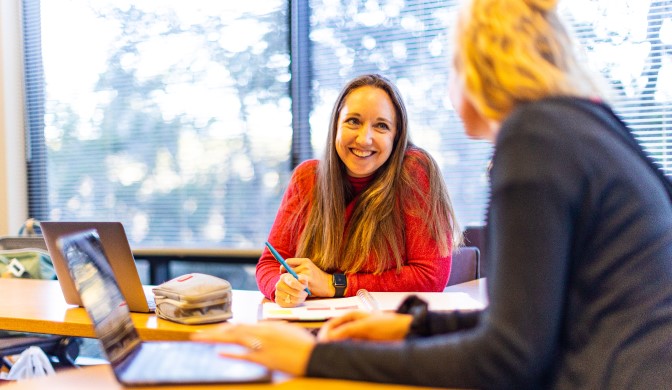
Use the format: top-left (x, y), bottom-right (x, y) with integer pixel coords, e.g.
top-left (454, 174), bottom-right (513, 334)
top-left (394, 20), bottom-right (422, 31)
top-left (23, 0), bottom-right (49, 219)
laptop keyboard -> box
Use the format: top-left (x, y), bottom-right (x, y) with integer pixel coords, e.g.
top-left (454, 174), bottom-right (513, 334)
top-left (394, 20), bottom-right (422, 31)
top-left (120, 342), bottom-right (265, 382)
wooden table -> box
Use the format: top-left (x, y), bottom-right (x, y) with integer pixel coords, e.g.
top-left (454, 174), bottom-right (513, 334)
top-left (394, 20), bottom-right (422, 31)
top-left (0, 364), bottom-right (445, 389)
top-left (0, 278), bottom-right (487, 388)
top-left (0, 278), bottom-right (488, 341)
top-left (0, 278), bottom-right (264, 341)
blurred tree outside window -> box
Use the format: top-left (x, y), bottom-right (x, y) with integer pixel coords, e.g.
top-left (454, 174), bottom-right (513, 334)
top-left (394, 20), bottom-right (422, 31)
top-left (25, 1), bottom-right (292, 248)
top-left (22, 0), bottom-right (672, 250)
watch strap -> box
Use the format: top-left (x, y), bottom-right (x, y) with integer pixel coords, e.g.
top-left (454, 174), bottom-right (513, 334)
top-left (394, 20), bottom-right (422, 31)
top-left (332, 273), bottom-right (347, 297)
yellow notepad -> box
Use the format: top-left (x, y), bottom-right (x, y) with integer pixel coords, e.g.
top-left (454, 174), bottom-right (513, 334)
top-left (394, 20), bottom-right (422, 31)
top-left (261, 289), bottom-right (485, 321)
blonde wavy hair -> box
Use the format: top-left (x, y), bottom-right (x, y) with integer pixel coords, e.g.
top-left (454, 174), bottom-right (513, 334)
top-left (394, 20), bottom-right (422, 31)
top-left (454, 0), bottom-right (604, 122)
top-left (292, 74), bottom-right (461, 274)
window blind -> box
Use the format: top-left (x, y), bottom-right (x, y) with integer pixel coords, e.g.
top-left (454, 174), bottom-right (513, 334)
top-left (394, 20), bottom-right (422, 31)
top-left (308, 0), bottom-right (672, 227)
top-left (22, 0), bottom-right (672, 249)
top-left (563, 0), bottom-right (672, 175)
top-left (23, 0), bottom-right (292, 248)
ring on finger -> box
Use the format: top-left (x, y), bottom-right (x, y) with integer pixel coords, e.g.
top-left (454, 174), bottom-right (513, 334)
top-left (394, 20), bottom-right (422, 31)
top-left (249, 337), bottom-right (262, 351)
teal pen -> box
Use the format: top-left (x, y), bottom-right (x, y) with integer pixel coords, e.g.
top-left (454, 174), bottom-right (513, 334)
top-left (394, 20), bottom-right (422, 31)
top-left (265, 241), bottom-right (312, 296)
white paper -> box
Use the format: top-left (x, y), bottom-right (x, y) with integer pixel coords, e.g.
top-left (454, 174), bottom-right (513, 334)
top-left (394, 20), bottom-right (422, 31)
top-left (261, 291), bottom-right (485, 321)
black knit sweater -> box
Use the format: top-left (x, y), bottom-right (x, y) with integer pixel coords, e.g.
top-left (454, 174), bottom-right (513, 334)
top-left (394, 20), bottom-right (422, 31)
top-left (306, 97), bottom-right (672, 389)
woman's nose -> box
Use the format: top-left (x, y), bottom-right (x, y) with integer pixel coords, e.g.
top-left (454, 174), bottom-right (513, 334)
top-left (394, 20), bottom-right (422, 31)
top-left (355, 124), bottom-right (373, 145)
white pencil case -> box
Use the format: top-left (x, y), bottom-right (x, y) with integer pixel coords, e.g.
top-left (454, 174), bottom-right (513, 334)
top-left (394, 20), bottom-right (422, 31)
top-left (152, 273), bottom-right (233, 325)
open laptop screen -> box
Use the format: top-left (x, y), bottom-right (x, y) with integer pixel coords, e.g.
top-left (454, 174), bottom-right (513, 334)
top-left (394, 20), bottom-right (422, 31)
top-left (41, 221), bottom-right (153, 312)
top-left (58, 229), bottom-right (141, 365)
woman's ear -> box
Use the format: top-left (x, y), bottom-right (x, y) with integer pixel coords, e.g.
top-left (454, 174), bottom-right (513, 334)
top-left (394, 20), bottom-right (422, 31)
top-left (461, 95), bottom-right (496, 141)
top-left (450, 74), bottom-right (497, 142)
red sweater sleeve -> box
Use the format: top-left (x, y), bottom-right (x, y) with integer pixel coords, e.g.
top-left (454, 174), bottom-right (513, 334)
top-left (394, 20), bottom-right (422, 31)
top-left (255, 160), bottom-right (317, 300)
top-left (345, 152), bottom-right (452, 295)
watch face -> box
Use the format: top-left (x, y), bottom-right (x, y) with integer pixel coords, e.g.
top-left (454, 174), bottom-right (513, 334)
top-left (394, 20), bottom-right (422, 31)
top-left (333, 273), bottom-right (347, 286)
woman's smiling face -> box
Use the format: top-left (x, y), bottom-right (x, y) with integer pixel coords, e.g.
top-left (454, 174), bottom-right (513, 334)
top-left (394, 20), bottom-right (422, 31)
top-left (335, 86), bottom-right (397, 178)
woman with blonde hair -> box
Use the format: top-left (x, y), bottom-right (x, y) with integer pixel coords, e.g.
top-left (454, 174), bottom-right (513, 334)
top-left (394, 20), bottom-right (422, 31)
top-left (195, 0), bottom-right (672, 387)
top-left (255, 73), bottom-right (461, 306)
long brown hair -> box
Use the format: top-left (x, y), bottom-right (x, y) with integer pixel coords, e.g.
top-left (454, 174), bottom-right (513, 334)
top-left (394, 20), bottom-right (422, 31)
top-left (293, 74), bottom-right (461, 274)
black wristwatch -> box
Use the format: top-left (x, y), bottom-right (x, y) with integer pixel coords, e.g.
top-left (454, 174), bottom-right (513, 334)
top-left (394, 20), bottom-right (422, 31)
top-left (332, 273), bottom-right (347, 297)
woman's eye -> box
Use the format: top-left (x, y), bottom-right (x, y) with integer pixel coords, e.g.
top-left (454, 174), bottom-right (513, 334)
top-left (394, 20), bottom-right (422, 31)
top-left (376, 122), bottom-right (390, 130)
top-left (345, 118), bottom-right (360, 126)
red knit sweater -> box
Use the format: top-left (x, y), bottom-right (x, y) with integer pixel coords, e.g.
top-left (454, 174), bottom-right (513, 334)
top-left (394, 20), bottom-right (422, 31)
top-left (255, 149), bottom-right (452, 300)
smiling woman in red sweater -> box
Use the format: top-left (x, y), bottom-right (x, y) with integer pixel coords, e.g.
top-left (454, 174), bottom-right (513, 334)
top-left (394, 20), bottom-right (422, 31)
top-left (256, 74), bottom-right (461, 307)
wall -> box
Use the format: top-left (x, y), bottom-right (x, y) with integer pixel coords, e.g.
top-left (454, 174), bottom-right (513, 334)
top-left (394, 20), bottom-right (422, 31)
top-left (0, 0), bottom-right (28, 236)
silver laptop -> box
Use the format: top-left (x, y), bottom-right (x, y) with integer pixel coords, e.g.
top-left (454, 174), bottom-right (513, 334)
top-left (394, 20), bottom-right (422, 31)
top-left (57, 229), bottom-right (272, 386)
top-left (41, 221), bottom-right (155, 312)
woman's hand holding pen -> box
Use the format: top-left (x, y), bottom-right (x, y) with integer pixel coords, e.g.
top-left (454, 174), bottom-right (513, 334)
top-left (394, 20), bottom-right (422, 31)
top-left (191, 322), bottom-right (316, 376)
top-left (279, 257), bottom-right (335, 298)
top-left (317, 311), bottom-right (413, 342)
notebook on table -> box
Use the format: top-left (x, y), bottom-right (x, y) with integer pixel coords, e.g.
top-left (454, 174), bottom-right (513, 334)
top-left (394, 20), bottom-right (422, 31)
top-left (262, 289), bottom-right (486, 321)
top-left (56, 229), bottom-right (272, 386)
top-left (41, 221), bottom-right (155, 313)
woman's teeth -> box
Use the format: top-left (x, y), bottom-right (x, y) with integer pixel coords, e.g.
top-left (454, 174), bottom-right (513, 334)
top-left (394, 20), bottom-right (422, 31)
top-left (352, 149), bottom-right (373, 157)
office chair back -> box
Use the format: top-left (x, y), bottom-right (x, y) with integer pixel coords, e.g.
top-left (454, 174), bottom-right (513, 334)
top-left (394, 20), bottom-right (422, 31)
top-left (463, 225), bottom-right (487, 277)
top-left (446, 246), bottom-right (480, 287)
